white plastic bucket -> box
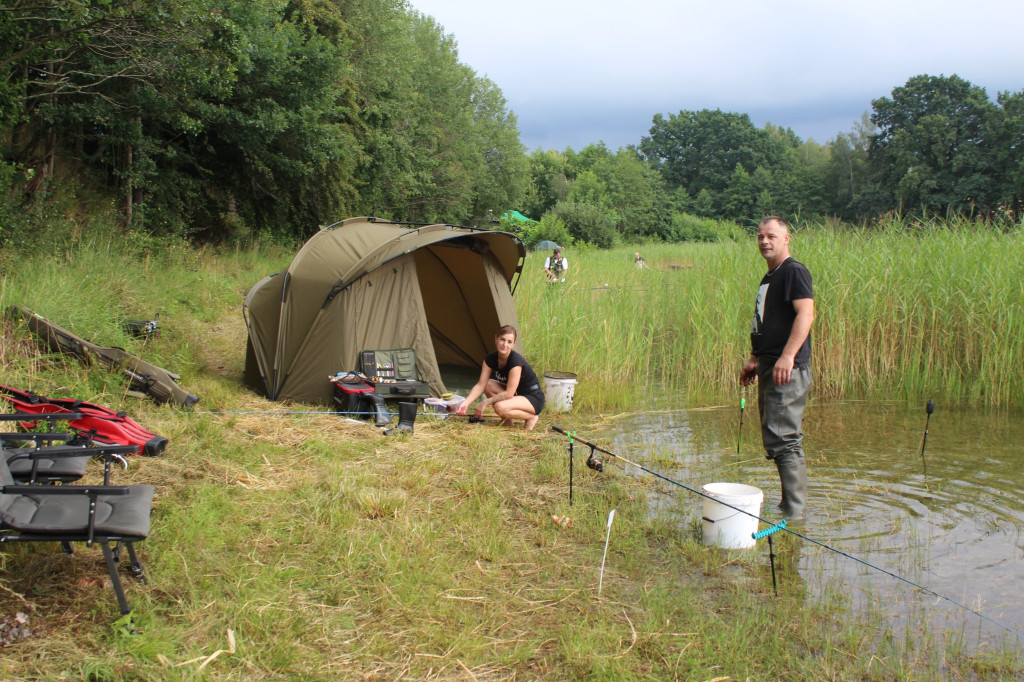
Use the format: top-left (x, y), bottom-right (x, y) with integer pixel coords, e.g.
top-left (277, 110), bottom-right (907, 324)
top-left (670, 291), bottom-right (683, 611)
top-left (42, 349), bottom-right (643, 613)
top-left (543, 371), bottom-right (577, 412)
top-left (701, 482), bottom-right (763, 550)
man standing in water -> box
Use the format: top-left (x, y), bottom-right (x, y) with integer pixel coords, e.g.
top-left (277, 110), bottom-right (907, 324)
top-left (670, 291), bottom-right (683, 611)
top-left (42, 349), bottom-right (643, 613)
top-left (739, 216), bottom-right (814, 521)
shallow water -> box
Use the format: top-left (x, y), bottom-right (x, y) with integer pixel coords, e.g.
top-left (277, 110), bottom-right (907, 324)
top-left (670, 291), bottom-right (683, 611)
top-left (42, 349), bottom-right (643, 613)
top-left (601, 401), bottom-right (1024, 651)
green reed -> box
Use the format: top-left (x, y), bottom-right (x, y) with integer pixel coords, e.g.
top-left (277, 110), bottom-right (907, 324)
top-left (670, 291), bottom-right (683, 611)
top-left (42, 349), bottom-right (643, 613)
top-left (2, 221), bottom-right (1021, 678)
top-left (519, 220), bottom-right (1024, 410)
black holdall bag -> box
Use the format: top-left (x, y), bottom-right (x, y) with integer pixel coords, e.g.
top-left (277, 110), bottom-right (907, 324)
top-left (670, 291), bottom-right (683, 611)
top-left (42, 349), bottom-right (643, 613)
top-left (9, 306), bottom-right (199, 407)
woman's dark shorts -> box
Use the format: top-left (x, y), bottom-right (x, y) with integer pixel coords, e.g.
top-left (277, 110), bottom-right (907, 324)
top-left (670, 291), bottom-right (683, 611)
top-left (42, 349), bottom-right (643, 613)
top-left (523, 391), bottom-right (545, 415)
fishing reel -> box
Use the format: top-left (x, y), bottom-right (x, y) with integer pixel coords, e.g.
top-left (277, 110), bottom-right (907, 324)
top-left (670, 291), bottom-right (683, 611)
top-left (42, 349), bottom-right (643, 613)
top-left (122, 314), bottom-right (160, 339)
top-left (586, 446), bottom-right (603, 472)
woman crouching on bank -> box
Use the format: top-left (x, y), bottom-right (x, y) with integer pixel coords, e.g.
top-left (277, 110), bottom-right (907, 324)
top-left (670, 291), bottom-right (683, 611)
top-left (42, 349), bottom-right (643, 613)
top-left (455, 325), bottom-right (544, 430)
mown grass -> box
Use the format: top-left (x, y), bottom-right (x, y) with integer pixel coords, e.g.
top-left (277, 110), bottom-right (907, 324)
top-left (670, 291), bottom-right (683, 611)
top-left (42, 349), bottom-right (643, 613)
top-left (520, 217), bottom-right (1024, 410)
top-left (0, 218), bottom-right (1020, 679)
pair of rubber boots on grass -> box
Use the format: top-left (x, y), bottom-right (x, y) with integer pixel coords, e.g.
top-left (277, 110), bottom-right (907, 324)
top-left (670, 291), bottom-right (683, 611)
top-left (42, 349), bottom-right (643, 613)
top-left (773, 450), bottom-right (807, 522)
top-left (358, 395), bottom-right (416, 435)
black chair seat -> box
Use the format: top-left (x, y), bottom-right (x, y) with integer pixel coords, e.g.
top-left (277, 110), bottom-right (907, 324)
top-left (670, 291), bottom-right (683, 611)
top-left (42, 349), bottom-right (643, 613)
top-left (6, 448), bottom-right (90, 482)
top-left (3, 486), bottom-right (153, 537)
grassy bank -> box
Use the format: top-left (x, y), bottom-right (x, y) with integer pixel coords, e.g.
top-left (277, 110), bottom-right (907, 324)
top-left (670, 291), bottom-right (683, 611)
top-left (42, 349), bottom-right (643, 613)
top-left (520, 219), bottom-right (1024, 409)
top-left (0, 220), bottom-right (1020, 678)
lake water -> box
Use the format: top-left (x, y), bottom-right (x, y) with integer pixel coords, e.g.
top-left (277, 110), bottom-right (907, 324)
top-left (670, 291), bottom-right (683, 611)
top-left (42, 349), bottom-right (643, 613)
top-left (599, 401), bottom-right (1024, 652)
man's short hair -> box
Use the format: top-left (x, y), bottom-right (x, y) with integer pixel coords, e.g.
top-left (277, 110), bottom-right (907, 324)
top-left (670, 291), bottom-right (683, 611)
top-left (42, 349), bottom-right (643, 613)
top-left (759, 215), bottom-right (790, 231)
top-left (553, 248), bottom-right (561, 254)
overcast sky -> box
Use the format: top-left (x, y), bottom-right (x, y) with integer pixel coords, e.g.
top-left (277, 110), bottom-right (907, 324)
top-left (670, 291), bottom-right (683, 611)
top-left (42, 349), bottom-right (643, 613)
top-left (408, 0), bottom-right (1024, 151)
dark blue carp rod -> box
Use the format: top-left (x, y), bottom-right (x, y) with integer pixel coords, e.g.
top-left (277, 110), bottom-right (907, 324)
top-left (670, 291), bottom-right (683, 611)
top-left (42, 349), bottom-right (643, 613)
top-left (549, 425), bottom-right (1024, 643)
top-left (551, 426), bottom-right (752, 514)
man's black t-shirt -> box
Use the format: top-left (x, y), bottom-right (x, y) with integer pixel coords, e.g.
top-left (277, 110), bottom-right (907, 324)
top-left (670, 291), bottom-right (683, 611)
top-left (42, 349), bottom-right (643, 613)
top-left (750, 257), bottom-right (813, 366)
top-left (485, 350), bottom-right (542, 395)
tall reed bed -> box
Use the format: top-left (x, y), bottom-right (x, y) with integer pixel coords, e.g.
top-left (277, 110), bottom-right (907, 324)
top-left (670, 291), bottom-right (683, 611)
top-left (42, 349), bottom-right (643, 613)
top-left (0, 222), bottom-right (294, 399)
top-left (518, 221), bottom-right (1024, 410)
top-left (1, 221), bottom-right (1021, 677)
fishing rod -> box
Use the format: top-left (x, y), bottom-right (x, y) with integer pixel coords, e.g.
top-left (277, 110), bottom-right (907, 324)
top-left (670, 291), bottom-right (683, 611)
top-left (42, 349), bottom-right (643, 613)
top-left (549, 426), bottom-right (1024, 643)
top-left (551, 426), bottom-right (724, 507)
top-left (444, 413), bottom-right (505, 423)
top-left (585, 282), bottom-right (690, 293)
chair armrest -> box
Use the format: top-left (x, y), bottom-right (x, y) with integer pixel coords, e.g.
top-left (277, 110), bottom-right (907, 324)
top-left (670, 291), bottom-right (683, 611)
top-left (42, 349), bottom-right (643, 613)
top-left (0, 432), bottom-right (75, 444)
top-left (7, 444), bottom-right (136, 460)
top-left (6, 447), bottom-right (93, 463)
top-left (0, 412), bottom-right (83, 422)
top-left (2, 484), bottom-right (131, 496)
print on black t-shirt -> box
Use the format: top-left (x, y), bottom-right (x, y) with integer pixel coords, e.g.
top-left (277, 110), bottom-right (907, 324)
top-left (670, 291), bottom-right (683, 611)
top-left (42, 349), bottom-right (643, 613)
top-left (749, 257), bottom-right (813, 366)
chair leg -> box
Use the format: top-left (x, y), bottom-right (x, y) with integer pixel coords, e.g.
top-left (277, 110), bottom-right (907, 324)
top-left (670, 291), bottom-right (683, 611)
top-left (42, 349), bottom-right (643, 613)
top-left (60, 541), bottom-right (74, 555)
top-left (125, 542), bottom-right (146, 584)
top-left (100, 541), bottom-right (133, 616)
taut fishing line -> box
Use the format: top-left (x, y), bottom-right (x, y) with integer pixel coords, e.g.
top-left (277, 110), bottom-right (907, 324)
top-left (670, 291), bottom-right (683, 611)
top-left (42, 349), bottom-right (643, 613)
top-left (550, 426), bottom-right (1024, 644)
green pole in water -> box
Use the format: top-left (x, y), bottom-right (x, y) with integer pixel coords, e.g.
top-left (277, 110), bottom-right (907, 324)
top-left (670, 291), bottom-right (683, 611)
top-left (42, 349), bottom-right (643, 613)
top-left (919, 400), bottom-right (934, 489)
top-left (736, 396), bottom-right (746, 455)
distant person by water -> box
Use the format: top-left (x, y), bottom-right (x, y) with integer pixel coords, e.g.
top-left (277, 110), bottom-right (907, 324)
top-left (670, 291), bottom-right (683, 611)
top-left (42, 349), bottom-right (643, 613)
top-left (544, 248), bottom-right (568, 283)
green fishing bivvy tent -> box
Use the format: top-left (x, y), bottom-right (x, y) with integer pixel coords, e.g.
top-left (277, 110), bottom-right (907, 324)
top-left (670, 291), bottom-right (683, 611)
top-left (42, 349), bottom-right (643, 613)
top-left (243, 217), bottom-right (526, 403)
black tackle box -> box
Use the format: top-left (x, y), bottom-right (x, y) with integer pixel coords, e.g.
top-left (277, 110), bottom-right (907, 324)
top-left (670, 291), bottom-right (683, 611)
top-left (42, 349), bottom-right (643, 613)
top-left (358, 348), bottom-right (431, 399)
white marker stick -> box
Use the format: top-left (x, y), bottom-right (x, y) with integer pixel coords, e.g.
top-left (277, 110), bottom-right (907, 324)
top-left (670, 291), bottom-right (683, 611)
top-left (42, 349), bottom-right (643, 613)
top-left (598, 508), bottom-right (616, 596)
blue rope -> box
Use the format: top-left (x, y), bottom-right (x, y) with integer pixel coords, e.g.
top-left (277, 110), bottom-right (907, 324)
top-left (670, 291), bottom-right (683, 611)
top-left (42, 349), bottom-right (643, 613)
top-left (175, 410), bottom-right (373, 415)
top-left (167, 409), bottom-right (442, 417)
top-left (550, 426), bottom-right (1024, 643)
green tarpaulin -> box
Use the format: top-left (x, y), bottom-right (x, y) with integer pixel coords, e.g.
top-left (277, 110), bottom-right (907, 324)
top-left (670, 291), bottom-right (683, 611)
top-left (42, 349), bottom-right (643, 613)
top-left (502, 210), bottom-right (535, 224)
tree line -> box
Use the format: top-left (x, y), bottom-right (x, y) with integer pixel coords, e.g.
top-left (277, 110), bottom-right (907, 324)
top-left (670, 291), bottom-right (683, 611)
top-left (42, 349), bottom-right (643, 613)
top-left (0, 0), bottom-right (528, 240)
top-left (522, 74), bottom-right (1023, 247)
top-left (1, 1), bottom-right (1021, 245)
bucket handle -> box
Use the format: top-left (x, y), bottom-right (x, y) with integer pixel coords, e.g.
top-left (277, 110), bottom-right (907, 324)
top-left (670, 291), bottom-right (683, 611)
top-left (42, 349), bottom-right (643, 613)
top-left (701, 511), bottom-right (745, 524)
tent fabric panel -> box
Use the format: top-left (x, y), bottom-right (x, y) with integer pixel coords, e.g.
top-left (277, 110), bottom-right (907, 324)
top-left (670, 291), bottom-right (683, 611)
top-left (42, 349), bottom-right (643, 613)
top-left (415, 247), bottom-right (490, 367)
top-left (277, 255), bottom-right (445, 403)
top-left (242, 273), bottom-right (285, 398)
top-left (242, 337), bottom-right (265, 394)
top-left (484, 253), bottom-right (523, 354)
top-left (276, 219), bottom-right (416, 380)
top-left (291, 220), bottom-right (524, 294)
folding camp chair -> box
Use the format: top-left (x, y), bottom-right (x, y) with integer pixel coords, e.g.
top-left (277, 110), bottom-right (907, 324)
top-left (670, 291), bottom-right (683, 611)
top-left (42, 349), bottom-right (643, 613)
top-left (0, 449), bottom-right (154, 616)
top-left (1, 411), bottom-right (91, 483)
top-left (4, 440), bottom-right (136, 484)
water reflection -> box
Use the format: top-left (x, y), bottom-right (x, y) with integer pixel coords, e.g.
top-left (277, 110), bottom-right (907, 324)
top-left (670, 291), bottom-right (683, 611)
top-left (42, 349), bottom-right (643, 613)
top-left (604, 401), bottom-right (1024, 649)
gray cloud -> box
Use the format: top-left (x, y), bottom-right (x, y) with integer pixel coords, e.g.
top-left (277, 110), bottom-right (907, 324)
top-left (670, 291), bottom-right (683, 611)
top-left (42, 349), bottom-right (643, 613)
top-left (414, 0), bottom-right (1024, 151)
